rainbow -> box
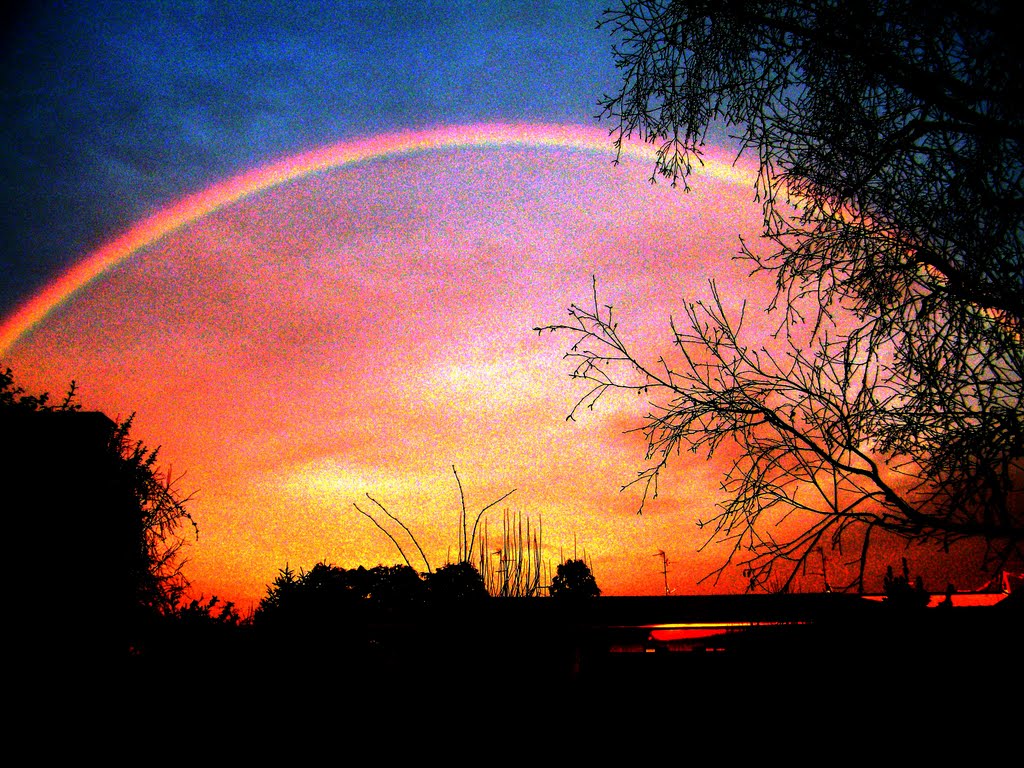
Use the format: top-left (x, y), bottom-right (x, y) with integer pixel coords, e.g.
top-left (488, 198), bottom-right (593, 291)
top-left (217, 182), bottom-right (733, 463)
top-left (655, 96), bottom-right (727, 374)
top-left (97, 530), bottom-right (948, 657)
top-left (0, 122), bottom-right (753, 354)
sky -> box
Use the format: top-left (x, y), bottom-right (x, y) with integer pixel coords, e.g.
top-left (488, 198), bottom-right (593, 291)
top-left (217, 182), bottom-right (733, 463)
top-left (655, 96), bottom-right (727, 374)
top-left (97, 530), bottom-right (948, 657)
top-left (0, 1), bottom-right (987, 611)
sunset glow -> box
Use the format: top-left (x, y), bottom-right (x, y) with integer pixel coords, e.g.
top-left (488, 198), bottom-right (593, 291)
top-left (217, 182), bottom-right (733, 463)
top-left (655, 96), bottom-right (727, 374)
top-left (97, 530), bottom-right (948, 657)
top-left (3, 122), bottom-right (784, 612)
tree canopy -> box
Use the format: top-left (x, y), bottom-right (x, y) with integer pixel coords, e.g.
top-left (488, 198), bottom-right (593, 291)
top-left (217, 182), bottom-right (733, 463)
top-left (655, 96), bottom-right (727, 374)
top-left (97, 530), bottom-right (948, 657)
top-left (538, 0), bottom-right (1023, 591)
top-left (1, 366), bottom-right (198, 655)
top-left (549, 559), bottom-right (601, 600)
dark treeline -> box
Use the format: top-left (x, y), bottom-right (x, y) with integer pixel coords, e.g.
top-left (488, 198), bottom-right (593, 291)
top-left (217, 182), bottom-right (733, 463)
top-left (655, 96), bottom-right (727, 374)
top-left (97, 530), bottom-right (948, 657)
top-left (2, 366), bottom-right (609, 690)
top-left (3, 366), bottom-right (1018, 710)
top-left (136, 559), bottom-right (611, 696)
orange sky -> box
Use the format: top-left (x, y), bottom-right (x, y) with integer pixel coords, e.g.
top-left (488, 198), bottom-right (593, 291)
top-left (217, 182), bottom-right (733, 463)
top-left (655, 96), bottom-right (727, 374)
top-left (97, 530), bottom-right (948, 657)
top-left (1, 123), bottom-right (904, 612)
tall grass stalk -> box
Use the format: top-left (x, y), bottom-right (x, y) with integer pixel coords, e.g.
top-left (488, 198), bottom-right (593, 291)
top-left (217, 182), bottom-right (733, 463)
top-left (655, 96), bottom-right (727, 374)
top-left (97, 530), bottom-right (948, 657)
top-left (478, 508), bottom-right (546, 597)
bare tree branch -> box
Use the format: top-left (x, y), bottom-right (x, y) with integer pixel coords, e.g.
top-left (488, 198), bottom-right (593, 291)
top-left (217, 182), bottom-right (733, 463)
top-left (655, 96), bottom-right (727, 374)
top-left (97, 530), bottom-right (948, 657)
top-left (536, 0), bottom-right (1024, 590)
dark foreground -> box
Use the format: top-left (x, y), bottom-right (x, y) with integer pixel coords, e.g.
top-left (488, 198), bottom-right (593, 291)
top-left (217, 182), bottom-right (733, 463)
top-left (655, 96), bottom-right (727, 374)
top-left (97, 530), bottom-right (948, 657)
top-left (121, 593), bottom-right (1020, 709)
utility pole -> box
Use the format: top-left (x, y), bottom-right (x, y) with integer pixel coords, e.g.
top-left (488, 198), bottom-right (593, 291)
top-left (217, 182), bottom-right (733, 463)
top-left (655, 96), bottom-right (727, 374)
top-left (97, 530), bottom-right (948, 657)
top-left (654, 550), bottom-right (671, 596)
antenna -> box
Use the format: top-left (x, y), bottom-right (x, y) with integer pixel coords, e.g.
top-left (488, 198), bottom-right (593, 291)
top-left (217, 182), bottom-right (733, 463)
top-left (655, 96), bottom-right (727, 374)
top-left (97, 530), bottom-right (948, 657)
top-left (654, 550), bottom-right (671, 596)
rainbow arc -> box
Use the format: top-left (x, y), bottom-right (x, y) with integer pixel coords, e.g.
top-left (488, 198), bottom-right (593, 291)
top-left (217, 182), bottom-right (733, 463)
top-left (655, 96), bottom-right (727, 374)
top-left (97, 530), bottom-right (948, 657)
top-left (0, 122), bottom-right (754, 354)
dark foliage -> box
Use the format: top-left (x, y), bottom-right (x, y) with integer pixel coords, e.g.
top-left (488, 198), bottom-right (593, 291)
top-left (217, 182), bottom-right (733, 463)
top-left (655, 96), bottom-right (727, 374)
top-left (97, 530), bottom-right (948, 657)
top-left (425, 561), bottom-right (489, 604)
top-left (253, 561), bottom-right (430, 628)
top-left (1, 366), bottom-right (197, 658)
top-left (550, 559), bottom-right (601, 600)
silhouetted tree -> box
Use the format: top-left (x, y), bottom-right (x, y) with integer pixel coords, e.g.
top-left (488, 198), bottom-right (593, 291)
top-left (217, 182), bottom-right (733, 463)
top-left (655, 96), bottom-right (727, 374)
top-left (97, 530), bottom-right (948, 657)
top-left (250, 560), bottom-right (436, 677)
top-left (255, 562), bottom-right (359, 623)
top-left (1, 366), bottom-right (197, 657)
top-left (366, 563), bottom-right (429, 611)
top-left (252, 563), bottom-right (302, 626)
top-left (254, 561), bottom-right (430, 628)
top-left (252, 562), bottom-right (377, 661)
top-left (549, 559), bottom-right (601, 600)
top-left (112, 414), bottom-right (198, 648)
top-left (538, 1), bottom-right (1023, 591)
top-left (427, 561), bottom-right (488, 604)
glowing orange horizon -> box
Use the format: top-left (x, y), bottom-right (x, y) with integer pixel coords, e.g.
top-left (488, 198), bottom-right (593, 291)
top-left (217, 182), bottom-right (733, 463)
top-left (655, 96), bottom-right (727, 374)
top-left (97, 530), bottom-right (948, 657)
top-left (0, 122), bottom-right (754, 355)
top-left (1, 122), bottom-right (999, 607)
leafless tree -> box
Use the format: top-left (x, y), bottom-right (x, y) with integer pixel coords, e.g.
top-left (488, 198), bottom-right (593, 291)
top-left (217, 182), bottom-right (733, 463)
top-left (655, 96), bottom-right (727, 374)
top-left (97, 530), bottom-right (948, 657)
top-left (537, 0), bottom-right (1023, 591)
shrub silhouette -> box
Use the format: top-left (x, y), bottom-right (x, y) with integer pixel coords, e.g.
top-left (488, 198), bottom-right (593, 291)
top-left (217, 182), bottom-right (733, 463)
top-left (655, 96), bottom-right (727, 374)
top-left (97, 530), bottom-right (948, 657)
top-left (549, 559), bottom-right (601, 600)
top-left (426, 561), bottom-right (488, 604)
